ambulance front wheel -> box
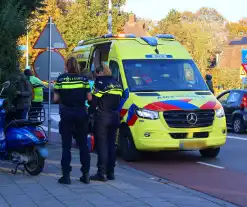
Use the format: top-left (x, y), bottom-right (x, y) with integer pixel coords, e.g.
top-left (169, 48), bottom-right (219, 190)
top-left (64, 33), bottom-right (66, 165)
top-left (199, 147), bottom-right (220, 158)
top-left (119, 126), bottom-right (141, 162)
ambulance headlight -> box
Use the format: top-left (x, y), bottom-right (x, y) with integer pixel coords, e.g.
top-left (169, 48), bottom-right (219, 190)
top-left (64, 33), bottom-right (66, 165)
top-left (135, 109), bottom-right (159, 120)
top-left (215, 107), bottom-right (225, 118)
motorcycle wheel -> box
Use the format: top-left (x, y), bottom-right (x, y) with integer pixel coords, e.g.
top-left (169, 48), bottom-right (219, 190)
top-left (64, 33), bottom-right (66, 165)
top-left (24, 148), bottom-right (45, 176)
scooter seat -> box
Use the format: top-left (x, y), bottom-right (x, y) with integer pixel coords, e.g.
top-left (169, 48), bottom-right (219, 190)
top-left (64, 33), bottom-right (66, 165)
top-left (6, 119), bottom-right (42, 128)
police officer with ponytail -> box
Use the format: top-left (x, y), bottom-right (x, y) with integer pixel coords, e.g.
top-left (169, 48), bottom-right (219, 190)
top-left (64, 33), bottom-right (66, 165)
top-left (89, 64), bottom-right (123, 181)
top-left (54, 57), bottom-right (92, 184)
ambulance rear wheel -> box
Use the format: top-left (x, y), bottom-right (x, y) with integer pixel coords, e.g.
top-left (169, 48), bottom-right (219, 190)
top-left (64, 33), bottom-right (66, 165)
top-left (119, 126), bottom-right (141, 162)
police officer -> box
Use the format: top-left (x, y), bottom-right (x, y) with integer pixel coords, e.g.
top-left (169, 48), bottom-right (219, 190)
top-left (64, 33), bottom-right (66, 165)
top-left (89, 64), bottom-right (123, 181)
top-left (54, 57), bottom-right (92, 184)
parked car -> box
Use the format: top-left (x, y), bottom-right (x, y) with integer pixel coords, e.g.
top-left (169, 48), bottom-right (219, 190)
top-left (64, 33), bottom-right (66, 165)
top-left (217, 89), bottom-right (247, 133)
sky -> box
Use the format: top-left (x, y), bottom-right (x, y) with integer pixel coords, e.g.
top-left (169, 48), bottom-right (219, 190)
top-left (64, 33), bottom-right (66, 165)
top-left (123, 0), bottom-right (246, 22)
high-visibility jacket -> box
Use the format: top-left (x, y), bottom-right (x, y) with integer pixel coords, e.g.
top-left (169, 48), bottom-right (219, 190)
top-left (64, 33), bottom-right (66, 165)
top-left (29, 76), bottom-right (46, 102)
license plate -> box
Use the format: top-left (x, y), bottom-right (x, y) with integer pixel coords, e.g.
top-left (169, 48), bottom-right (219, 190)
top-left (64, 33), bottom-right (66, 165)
top-left (180, 140), bottom-right (205, 149)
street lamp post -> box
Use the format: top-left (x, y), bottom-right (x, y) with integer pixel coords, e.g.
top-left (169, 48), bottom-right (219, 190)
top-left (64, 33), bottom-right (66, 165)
top-left (93, 0), bottom-right (117, 34)
top-left (26, 26), bottom-right (29, 69)
top-left (108, 0), bottom-right (112, 34)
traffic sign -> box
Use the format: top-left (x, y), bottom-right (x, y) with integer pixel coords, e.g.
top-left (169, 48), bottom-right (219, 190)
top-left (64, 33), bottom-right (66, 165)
top-left (242, 64), bottom-right (247, 73)
top-left (242, 77), bottom-right (247, 85)
top-left (240, 65), bottom-right (246, 79)
top-left (33, 19), bottom-right (67, 49)
top-left (33, 50), bottom-right (65, 81)
top-left (242, 49), bottom-right (247, 65)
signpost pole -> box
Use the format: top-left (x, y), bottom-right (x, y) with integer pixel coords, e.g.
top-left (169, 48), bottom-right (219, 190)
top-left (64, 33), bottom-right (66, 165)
top-left (108, 0), bottom-right (112, 34)
top-left (26, 26), bottom-right (29, 68)
top-left (32, 17), bottom-right (67, 142)
top-left (48, 17), bottom-right (52, 141)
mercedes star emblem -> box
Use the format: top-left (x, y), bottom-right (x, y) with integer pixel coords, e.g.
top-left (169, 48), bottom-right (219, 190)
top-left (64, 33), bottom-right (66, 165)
top-left (186, 113), bottom-right (198, 125)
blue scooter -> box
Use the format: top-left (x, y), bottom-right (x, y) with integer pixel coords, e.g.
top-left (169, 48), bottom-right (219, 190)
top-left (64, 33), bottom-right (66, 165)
top-left (0, 81), bottom-right (48, 175)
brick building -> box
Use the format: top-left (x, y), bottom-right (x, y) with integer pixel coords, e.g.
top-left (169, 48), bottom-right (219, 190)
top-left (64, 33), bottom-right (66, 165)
top-left (123, 14), bottom-right (151, 37)
top-left (218, 37), bottom-right (247, 69)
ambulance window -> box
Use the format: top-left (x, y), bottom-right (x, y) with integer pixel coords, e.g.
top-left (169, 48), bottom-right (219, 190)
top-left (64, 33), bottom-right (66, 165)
top-left (79, 61), bottom-right (86, 72)
top-left (110, 60), bottom-right (121, 84)
top-left (122, 59), bottom-right (208, 92)
top-left (183, 63), bottom-right (195, 82)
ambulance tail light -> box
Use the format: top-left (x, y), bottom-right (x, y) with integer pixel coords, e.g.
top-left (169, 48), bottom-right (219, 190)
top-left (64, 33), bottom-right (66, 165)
top-left (135, 108), bottom-right (159, 120)
top-left (240, 94), bottom-right (247, 110)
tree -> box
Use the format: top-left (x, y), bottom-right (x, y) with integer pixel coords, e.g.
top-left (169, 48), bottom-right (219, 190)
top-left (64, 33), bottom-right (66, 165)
top-left (181, 11), bottom-right (196, 22)
top-left (18, 0), bottom-right (63, 69)
top-left (211, 68), bottom-right (241, 93)
top-left (57, 0), bottom-right (128, 57)
top-left (196, 7), bottom-right (226, 26)
top-left (157, 9), bottom-right (181, 32)
top-left (226, 22), bottom-right (247, 36)
top-left (18, 0), bottom-right (128, 64)
top-left (156, 9), bottom-right (217, 72)
top-left (0, 0), bottom-right (44, 99)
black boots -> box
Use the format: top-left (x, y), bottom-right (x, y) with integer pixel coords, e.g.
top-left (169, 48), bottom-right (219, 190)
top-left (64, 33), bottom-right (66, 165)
top-left (90, 171), bottom-right (115, 181)
top-left (58, 175), bottom-right (71, 185)
top-left (80, 173), bottom-right (90, 184)
top-left (58, 172), bottom-right (114, 184)
top-left (90, 173), bottom-right (108, 182)
top-left (58, 173), bottom-right (90, 185)
top-left (107, 172), bottom-right (115, 180)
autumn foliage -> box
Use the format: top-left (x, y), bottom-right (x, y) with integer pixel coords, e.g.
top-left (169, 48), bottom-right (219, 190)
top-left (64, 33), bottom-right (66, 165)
top-left (2, 0), bottom-right (246, 94)
top-left (153, 8), bottom-right (246, 91)
top-left (18, 0), bottom-right (127, 68)
top-left (0, 0), bottom-right (44, 99)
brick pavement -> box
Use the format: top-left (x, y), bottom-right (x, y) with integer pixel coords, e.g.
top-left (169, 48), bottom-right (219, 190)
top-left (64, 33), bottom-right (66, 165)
top-left (0, 145), bottom-right (238, 207)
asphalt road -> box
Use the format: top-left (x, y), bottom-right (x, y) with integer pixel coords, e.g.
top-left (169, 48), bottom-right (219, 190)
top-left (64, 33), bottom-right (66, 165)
top-left (122, 133), bottom-right (247, 207)
top-left (44, 104), bottom-right (247, 207)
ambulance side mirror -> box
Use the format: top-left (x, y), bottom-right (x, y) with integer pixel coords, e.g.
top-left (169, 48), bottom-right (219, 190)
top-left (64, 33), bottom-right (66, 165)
top-left (205, 74), bottom-right (212, 81)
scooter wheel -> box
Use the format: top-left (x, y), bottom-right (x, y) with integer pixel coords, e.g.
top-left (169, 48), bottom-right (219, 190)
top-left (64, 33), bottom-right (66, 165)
top-left (24, 149), bottom-right (45, 176)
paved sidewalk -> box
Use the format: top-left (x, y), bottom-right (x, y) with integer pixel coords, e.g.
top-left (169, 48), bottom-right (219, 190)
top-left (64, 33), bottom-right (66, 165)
top-left (0, 145), bottom-right (238, 207)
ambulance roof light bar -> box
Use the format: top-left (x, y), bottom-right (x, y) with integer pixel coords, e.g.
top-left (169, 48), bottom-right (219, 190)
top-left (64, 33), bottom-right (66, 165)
top-left (103, 34), bottom-right (136, 38)
top-left (77, 34), bottom-right (136, 46)
top-left (156, 34), bottom-right (175, 39)
top-left (140, 37), bottom-right (158, 46)
top-left (77, 40), bottom-right (84, 45)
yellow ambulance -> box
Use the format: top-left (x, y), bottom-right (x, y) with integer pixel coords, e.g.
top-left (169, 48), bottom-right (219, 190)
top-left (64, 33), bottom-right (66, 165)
top-left (70, 34), bottom-right (227, 162)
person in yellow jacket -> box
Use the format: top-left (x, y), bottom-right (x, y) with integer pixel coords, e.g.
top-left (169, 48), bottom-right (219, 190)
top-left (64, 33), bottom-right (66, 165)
top-left (24, 69), bottom-right (48, 120)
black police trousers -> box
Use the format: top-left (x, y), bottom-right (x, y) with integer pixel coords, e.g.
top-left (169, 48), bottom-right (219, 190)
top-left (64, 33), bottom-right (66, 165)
top-left (60, 107), bottom-right (90, 175)
top-left (94, 111), bottom-right (120, 175)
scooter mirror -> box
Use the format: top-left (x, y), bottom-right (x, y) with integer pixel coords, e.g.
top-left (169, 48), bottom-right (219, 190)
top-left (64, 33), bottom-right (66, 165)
top-left (2, 81), bottom-right (10, 89)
